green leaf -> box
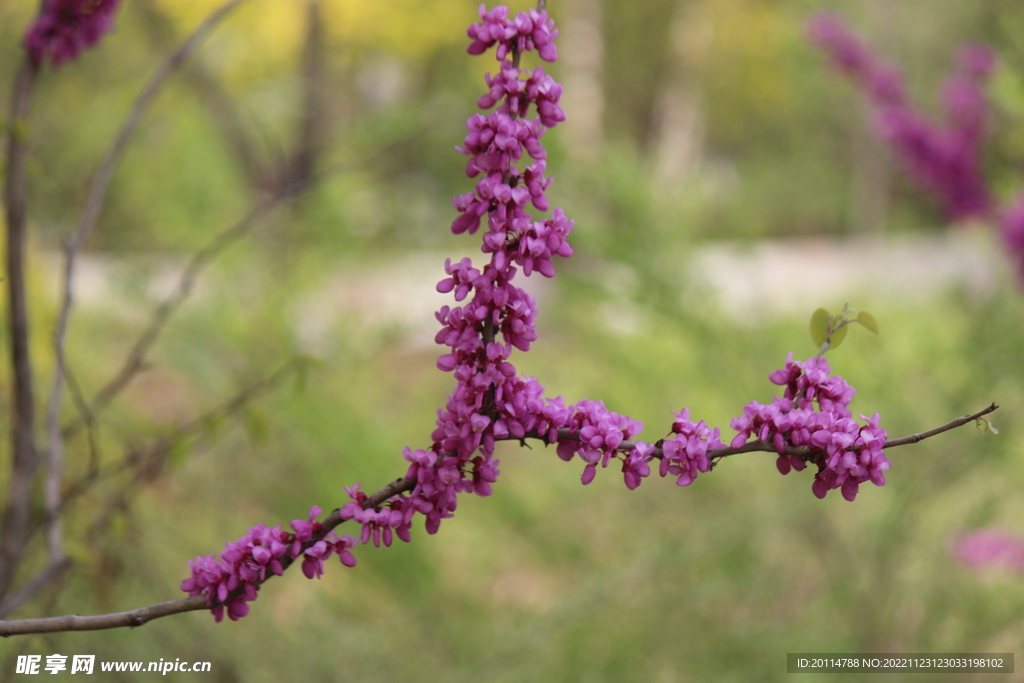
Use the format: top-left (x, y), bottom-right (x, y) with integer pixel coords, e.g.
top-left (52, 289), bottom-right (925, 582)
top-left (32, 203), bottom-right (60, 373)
top-left (830, 322), bottom-right (849, 349)
top-left (856, 310), bottom-right (880, 335)
top-left (810, 308), bottom-right (830, 348)
top-left (976, 417), bottom-right (999, 435)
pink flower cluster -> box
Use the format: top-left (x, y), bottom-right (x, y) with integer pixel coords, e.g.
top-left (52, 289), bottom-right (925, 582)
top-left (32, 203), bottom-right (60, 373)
top-left (181, 507), bottom-right (356, 622)
top-left (181, 6), bottom-right (580, 618)
top-left (466, 4), bottom-right (558, 62)
top-left (556, 400), bottom-right (645, 487)
top-left (954, 529), bottom-right (1024, 573)
top-left (730, 354), bottom-right (889, 502)
top-left (181, 6), bottom-right (897, 624)
top-left (362, 3), bottom-right (575, 539)
top-left (807, 12), bottom-right (993, 220)
top-left (808, 12), bottom-right (1024, 283)
top-left (660, 409), bottom-right (724, 487)
top-left (23, 0), bottom-right (122, 67)
top-left (553, 404), bottom-right (726, 491)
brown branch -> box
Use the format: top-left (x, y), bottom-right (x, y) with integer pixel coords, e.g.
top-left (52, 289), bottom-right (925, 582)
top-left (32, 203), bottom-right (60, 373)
top-left (551, 403), bottom-right (1000, 461)
top-left (0, 403), bottom-right (995, 637)
top-left (286, 0), bottom-right (328, 189)
top-left (0, 595), bottom-right (210, 636)
top-left (880, 403), bottom-right (998, 447)
top-left (0, 54), bottom-right (41, 605)
top-left (0, 475), bottom-right (413, 636)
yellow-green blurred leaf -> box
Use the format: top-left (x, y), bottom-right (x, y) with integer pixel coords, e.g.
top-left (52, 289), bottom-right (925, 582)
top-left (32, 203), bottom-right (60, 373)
top-left (830, 322), bottom-right (849, 350)
top-left (810, 308), bottom-right (829, 348)
top-left (856, 310), bottom-right (880, 335)
top-left (976, 417), bottom-right (999, 435)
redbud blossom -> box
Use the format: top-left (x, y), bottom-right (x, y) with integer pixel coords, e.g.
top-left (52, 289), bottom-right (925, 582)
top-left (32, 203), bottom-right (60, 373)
top-left (954, 529), bottom-right (1024, 572)
top-left (807, 11), bottom-right (994, 220)
top-left (181, 510), bottom-right (357, 622)
top-left (732, 354), bottom-right (889, 501)
top-left (23, 0), bottom-right (123, 67)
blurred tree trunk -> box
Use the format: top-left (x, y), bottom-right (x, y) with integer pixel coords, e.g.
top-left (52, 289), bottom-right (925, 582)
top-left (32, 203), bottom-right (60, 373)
top-left (651, 0), bottom-right (708, 188)
top-left (847, 0), bottom-right (893, 234)
top-left (134, 0), bottom-right (330, 200)
top-left (134, 0), bottom-right (273, 195)
top-left (847, 106), bottom-right (892, 234)
top-left (286, 0), bottom-right (328, 190)
top-left (559, 0), bottom-right (604, 162)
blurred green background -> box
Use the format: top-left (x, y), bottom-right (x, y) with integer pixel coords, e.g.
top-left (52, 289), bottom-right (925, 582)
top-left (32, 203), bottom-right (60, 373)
top-left (1, 0), bottom-right (1023, 680)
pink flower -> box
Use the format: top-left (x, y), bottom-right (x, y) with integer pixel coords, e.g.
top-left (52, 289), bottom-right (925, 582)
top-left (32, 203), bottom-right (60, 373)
top-left (23, 0), bottom-right (123, 66)
top-left (182, 508), bottom-right (361, 621)
top-left (808, 11), bottom-right (994, 221)
top-left (302, 541), bottom-right (329, 579)
top-left (466, 4), bottom-right (558, 62)
top-left (954, 529), bottom-right (1024, 572)
top-left (621, 442), bottom-right (653, 490)
top-left (733, 355), bottom-right (888, 501)
top-left (999, 192), bottom-right (1024, 284)
top-left (657, 409), bottom-right (722, 487)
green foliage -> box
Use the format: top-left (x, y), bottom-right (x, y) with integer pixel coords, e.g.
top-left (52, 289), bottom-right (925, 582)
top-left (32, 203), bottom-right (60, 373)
top-left (810, 304), bottom-right (880, 352)
top-left (809, 307), bottom-right (830, 348)
top-left (856, 310), bottom-right (880, 335)
top-left (976, 416), bottom-right (999, 434)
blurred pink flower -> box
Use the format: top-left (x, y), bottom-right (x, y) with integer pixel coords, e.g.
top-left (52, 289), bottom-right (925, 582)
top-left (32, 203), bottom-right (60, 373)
top-left (954, 529), bottom-right (1024, 572)
top-left (807, 11), bottom-right (995, 221)
top-left (999, 193), bottom-right (1024, 284)
top-left (23, 0), bottom-right (123, 67)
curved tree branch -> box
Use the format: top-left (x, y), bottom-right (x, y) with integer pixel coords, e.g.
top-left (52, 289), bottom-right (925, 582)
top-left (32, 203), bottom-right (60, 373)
top-left (0, 403), bottom-right (996, 637)
top-left (0, 53), bottom-right (41, 606)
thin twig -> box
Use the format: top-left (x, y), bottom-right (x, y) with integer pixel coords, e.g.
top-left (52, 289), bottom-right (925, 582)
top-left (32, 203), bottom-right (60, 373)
top-left (64, 367), bottom-right (101, 480)
top-left (61, 190), bottom-right (300, 438)
top-left (0, 557), bottom-right (73, 620)
top-left (0, 54), bottom-right (41, 605)
top-left (62, 139), bottom-right (419, 440)
top-left (881, 403), bottom-right (999, 447)
top-left (0, 403), bottom-right (995, 637)
top-left (59, 360), bottom-right (304, 515)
